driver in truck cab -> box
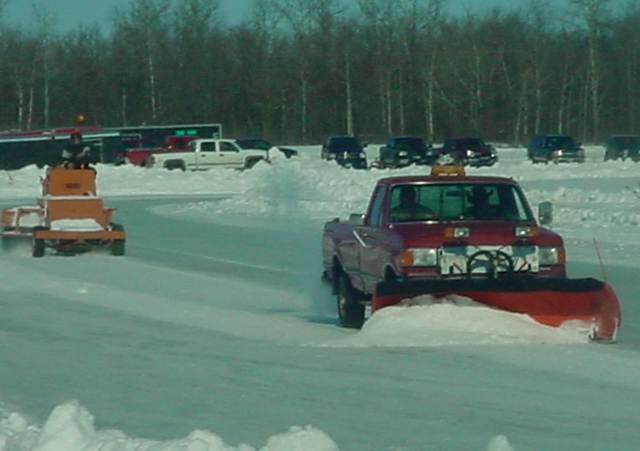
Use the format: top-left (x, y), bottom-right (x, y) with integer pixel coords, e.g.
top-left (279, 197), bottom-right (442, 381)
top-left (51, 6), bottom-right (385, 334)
top-left (390, 185), bottom-right (436, 222)
top-left (466, 185), bottom-right (495, 219)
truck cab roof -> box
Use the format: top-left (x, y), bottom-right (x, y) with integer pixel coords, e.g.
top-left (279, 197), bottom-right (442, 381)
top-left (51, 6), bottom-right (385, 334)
top-left (375, 174), bottom-right (517, 187)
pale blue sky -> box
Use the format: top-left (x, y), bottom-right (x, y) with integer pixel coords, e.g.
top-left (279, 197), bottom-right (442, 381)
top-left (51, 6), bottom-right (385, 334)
top-left (2, 0), bottom-right (575, 33)
top-left (2, 0), bottom-right (253, 31)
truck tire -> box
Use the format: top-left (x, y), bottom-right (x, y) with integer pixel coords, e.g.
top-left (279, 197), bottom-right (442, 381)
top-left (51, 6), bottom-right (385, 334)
top-left (336, 272), bottom-right (365, 329)
top-left (244, 157), bottom-right (263, 169)
top-left (164, 160), bottom-right (186, 171)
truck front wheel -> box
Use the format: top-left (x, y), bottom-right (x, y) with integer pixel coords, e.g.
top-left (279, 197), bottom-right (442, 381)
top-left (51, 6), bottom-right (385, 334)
top-left (336, 272), bottom-right (365, 329)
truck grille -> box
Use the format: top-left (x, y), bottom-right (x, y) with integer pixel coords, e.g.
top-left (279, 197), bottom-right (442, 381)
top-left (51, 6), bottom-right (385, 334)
top-left (439, 245), bottom-right (539, 276)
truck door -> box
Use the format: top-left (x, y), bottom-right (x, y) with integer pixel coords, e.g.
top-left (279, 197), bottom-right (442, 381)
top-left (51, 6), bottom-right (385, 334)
top-left (218, 141), bottom-right (244, 167)
top-left (195, 140), bottom-right (218, 169)
top-left (354, 186), bottom-right (389, 293)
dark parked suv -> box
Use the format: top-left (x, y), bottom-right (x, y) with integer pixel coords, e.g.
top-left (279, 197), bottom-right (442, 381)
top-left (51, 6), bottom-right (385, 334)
top-left (439, 136), bottom-right (498, 167)
top-left (527, 134), bottom-right (585, 163)
top-left (321, 135), bottom-right (368, 169)
top-left (603, 135), bottom-right (640, 162)
top-left (377, 136), bottom-right (440, 168)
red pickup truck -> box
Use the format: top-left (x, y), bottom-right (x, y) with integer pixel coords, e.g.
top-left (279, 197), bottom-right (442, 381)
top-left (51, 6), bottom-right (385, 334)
top-left (321, 166), bottom-right (620, 341)
top-left (116, 135), bottom-right (198, 166)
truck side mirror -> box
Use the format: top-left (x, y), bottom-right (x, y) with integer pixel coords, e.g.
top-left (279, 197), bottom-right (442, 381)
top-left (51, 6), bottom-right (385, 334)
top-left (538, 201), bottom-right (553, 226)
top-left (348, 213), bottom-right (364, 226)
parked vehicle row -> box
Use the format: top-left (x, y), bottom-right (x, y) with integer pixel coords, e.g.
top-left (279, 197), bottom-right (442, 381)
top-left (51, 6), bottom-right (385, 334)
top-left (322, 134), bottom-right (500, 169)
top-left (121, 131), bottom-right (640, 171)
top-left (525, 133), bottom-right (640, 164)
top-left (321, 132), bottom-right (639, 170)
top-left (320, 134), bottom-right (499, 170)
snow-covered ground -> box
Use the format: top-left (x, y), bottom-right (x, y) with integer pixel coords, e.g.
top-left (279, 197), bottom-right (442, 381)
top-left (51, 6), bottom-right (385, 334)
top-left (0, 145), bottom-right (639, 450)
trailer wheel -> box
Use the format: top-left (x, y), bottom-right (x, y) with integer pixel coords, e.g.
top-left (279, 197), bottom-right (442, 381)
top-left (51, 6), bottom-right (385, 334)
top-left (31, 227), bottom-right (45, 258)
top-left (336, 272), bottom-right (365, 329)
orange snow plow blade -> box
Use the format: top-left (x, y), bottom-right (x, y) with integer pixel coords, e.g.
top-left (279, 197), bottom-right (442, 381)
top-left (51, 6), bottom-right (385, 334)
top-left (372, 277), bottom-right (621, 342)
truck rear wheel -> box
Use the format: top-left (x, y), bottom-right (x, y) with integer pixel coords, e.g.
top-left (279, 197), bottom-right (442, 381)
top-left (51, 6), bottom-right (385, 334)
top-left (336, 272), bottom-right (365, 329)
top-left (244, 157), bottom-right (263, 169)
top-left (164, 160), bottom-right (186, 171)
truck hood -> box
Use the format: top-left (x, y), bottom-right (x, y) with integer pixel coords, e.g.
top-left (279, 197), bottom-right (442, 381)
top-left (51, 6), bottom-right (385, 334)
top-left (388, 221), bottom-right (562, 248)
top-left (474, 147), bottom-right (495, 155)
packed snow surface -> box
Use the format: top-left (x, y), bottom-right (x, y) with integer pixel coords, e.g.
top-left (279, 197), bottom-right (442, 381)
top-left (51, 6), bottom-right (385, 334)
top-left (0, 145), bottom-right (639, 450)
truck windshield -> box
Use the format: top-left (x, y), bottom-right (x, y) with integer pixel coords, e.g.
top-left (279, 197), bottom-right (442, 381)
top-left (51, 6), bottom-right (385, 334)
top-left (329, 137), bottom-right (362, 149)
top-left (545, 136), bottom-right (575, 148)
top-left (389, 183), bottom-right (533, 222)
top-left (453, 138), bottom-right (484, 148)
top-left (394, 137), bottom-right (426, 150)
top-left (611, 136), bottom-right (640, 149)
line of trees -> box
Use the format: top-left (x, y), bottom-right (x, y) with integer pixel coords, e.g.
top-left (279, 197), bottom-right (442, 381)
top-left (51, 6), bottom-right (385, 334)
top-left (0, 0), bottom-right (638, 145)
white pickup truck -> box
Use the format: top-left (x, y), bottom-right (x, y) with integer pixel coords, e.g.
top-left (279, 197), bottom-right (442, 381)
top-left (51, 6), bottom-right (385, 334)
top-left (145, 138), bottom-right (270, 170)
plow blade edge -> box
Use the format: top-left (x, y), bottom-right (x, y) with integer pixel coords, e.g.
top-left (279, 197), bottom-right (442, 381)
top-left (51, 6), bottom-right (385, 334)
top-left (372, 277), bottom-right (621, 342)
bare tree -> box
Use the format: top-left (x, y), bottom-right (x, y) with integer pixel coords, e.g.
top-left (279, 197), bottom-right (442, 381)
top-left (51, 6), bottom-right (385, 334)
top-left (0, 31), bottom-right (39, 129)
top-left (357, 0), bottom-right (402, 136)
top-left (32, 2), bottom-right (58, 128)
top-left (568, 0), bottom-right (613, 140)
top-left (167, 0), bottom-right (220, 123)
top-left (112, 0), bottom-right (172, 123)
top-left (267, 0), bottom-right (343, 141)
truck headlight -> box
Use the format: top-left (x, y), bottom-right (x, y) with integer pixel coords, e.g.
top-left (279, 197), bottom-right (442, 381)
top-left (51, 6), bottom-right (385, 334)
top-left (445, 227), bottom-right (469, 238)
top-left (538, 246), bottom-right (565, 264)
top-left (401, 248), bottom-right (438, 266)
top-left (398, 151), bottom-right (408, 157)
top-left (515, 226), bottom-right (538, 237)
